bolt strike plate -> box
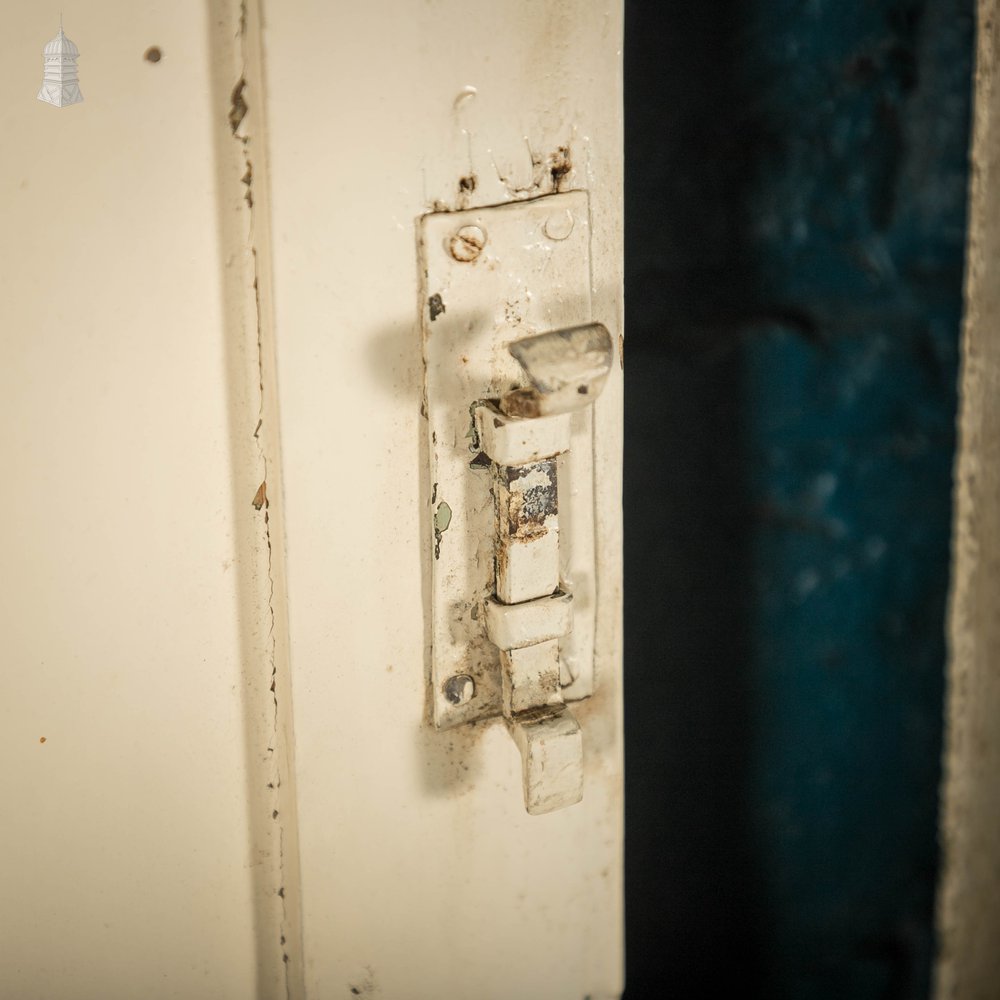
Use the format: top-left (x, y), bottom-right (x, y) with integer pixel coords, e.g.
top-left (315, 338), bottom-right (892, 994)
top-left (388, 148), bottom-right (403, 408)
top-left (419, 191), bottom-right (598, 729)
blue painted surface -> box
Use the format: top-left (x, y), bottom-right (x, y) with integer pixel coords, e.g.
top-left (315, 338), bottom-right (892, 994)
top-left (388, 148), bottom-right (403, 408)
top-left (742, 5), bottom-right (970, 996)
top-left (625, 2), bottom-right (974, 997)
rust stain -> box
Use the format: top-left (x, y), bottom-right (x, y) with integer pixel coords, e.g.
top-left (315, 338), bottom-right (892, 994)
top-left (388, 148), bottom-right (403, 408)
top-left (252, 480), bottom-right (268, 511)
top-left (39, 736), bottom-right (47, 744)
top-left (493, 140), bottom-right (575, 199)
top-left (548, 145), bottom-right (572, 191)
top-left (448, 226), bottom-right (485, 262)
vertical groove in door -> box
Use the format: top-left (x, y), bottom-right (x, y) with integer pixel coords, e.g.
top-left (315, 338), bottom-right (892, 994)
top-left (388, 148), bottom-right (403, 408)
top-left (206, 2), bottom-right (305, 997)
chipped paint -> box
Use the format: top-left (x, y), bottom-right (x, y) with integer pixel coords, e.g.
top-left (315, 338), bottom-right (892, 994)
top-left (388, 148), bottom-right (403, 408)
top-left (218, 1), bottom-right (303, 997)
top-left (228, 77), bottom-right (247, 136)
top-left (428, 293), bottom-right (445, 321)
top-left (501, 461), bottom-right (557, 542)
top-left (433, 500), bottom-right (452, 559)
top-left (434, 500), bottom-right (453, 534)
top-left (493, 457), bottom-right (561, 607)
top-left (492, 141), bottom-right (576, 202)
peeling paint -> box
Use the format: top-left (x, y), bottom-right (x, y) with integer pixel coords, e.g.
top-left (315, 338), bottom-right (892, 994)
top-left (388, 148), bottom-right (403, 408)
top-left (493, 140), bottom-right (575, 200)
top-left (434, 500), bottom-right (452, 559)
top-left (426, 139), bottom-right (575, 215)
top-left (549, 145), bottom-right (572, 191)
top-left (241, 161), bottom-right (254, 208)
top-left (502, 461), bottom-right (557, 541)
top-left (230, 5), bottom-right (295, 995)
top-left (435, 501), bottom-right (453, 534)
top-left (228, 77), bottom-right (248, 136)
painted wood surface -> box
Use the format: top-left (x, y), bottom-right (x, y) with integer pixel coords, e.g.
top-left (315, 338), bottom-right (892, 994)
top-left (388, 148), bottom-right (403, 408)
top-left (0, 2), bottom-right (623, 998)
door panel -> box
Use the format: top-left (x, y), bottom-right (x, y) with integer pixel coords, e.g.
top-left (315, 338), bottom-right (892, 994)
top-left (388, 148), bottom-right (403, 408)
top-left (0, 3), bottom-right (623, 997)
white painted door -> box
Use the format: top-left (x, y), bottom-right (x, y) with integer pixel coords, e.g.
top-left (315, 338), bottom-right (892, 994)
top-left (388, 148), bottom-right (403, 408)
top-left (0, 3), bottom-right (623, 998)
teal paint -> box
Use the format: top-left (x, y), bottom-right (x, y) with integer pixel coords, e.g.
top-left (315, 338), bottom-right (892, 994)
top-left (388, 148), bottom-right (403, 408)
top-left (741, 4), bottom-right (970, 996)
top-left (625, 2), bottom-right (973, 997)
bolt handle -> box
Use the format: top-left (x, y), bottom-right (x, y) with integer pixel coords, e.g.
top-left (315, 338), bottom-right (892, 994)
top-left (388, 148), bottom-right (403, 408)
top-left (500, 323), bottom-right (613, 419)
top-left (473, 322), bottom-right (612, 814)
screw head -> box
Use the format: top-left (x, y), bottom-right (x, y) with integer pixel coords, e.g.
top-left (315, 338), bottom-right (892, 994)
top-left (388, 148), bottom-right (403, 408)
top-left (449, 225), bottom-right (486, 262)
top-left (543, 209), bottom-right (574, 241)
top-left (444, 674), bottom-right (476, 706)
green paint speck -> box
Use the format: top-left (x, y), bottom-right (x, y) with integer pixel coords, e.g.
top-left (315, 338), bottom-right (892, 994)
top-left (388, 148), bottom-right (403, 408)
top-left (434, 502), bottom-right (452, 533)
top-left (433, 501), bottom-right (452, 560)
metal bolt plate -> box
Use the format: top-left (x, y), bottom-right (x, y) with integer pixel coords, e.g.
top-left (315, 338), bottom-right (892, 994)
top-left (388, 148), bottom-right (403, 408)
top-left (419, 191), bottom-right (598, 729)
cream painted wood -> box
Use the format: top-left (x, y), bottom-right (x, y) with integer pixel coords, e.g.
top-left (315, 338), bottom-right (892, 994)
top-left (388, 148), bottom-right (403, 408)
top-left (259, 1), bottom-right (623, 996)
top-left (0, 2), bottom-right (623, 998)
top-left (1, 0), bottom-right (231, 993)
top-left (1, 3), bottom-right (295, 998)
